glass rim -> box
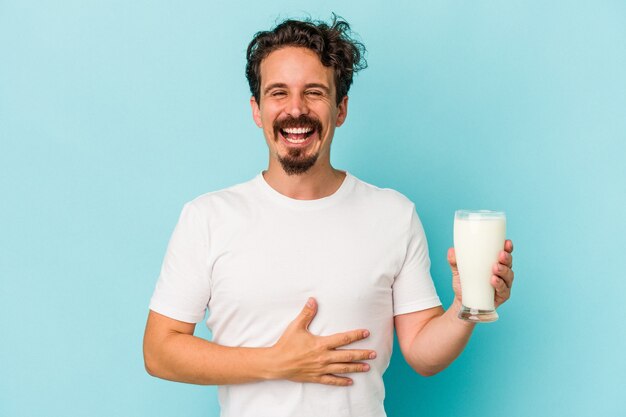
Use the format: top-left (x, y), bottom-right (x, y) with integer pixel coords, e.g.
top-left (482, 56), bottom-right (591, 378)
top-left (455, 209), bottom-right (506, 219)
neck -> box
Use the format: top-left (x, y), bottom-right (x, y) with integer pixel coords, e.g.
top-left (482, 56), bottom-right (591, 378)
top-left (263, 159), bottom-right (346, 200)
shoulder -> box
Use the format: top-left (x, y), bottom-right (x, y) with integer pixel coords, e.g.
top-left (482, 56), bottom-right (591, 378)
top-left (346, 174), bottom-right (423, 240)
top-left (349, 174), bottom-right (416, 213)
top-left (181, 176), bottom-right (261, 223)
top-left (187, 177), bottom-right (258, 208)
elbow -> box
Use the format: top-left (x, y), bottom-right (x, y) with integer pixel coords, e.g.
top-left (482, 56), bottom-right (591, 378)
top-left (405, 351), bottom-right (449, 377)
top-left (144, 355), bottom-right (168, 379)
top-left (415, 367), bottom-right (441, 377)
top-left (144, 356), bottom-right (158, 377)
top-left (143, 351), bottom-right (158, 377)
top-left (143, 341), bottom-right (163, 378)
top-left (409, 361), bottom-right (446, 377)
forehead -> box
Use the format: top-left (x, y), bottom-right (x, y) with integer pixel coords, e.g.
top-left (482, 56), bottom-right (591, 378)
top-left (260, 46), bottom-right (335, 89)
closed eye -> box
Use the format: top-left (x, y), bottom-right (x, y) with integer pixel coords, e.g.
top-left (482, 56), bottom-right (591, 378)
top-left (305, 90), bottom-right (324, 97)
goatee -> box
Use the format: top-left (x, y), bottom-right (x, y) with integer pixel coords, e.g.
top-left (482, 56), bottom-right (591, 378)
top-left (273, 114), bottom-right (323, 175)
top-left (278, 149), bottom-right (319, 175)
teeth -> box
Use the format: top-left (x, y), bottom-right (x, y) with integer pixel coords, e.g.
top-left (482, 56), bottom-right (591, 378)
top-left (283, 127), bottom-right (313, 134)
top-left (285, 137), bottom-right (307, 144)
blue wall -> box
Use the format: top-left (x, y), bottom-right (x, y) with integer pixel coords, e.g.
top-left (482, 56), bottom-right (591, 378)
top-left (1, 1), bottom-right (624, 416)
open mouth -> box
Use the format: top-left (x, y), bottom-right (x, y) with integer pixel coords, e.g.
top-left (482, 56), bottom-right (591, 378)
top-left (274, 115), bottom-right (322, 147)
top-left (279, 126), bottom-right (316, 144)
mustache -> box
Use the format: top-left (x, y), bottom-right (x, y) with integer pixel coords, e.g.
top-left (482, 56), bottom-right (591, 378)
top-left (273, 115), bottom-right (323, 136)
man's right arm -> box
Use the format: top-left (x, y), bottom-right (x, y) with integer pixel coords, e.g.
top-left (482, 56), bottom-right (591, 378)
top-left (143, 298), bottom-right (376, 386)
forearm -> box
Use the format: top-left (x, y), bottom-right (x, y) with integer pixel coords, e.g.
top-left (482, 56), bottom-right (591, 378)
top-left (143, 300), bottom-right (376, 387)
top-left (406, 300), bottom-right (475, 376)
top-left (144, 332), bottom-right (274, 385)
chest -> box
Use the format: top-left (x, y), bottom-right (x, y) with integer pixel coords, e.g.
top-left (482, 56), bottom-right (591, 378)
top-left (204, 207), bottom-right (407, 340)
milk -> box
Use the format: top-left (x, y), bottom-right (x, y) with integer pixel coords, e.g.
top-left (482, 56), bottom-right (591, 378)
top-left (454, 212), bottom-right (506, 311)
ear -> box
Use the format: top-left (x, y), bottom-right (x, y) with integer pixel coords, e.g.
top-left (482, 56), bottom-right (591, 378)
top-left (250, 96), bottom-right (263, 128)
top-left (335, 95), bottom-right (349, 127)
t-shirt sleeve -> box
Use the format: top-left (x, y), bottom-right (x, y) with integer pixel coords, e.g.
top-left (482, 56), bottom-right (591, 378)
top-left (392, 206), bottom-right (442, 316)
top-left (149, 202), bottom-right (212, 323)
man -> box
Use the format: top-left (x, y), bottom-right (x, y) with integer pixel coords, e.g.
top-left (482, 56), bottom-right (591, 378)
top-left (143, 16), bottom-right (515, 417)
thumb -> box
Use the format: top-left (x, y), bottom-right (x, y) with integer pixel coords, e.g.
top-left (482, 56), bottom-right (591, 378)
top-left (448, 247), bottom-right (462, 300)
top-left (294, 297), bottom-right (317, 330)
top-left (447, 247), bottom-right (459, 276)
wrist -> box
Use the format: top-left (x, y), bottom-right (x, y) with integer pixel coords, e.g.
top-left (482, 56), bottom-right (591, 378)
top-left (257, 346), bottom-right (282, 381)
top-left (450, 297), bottom-right (464, 312)
top-left (448, 299), bottom-right (475, 329)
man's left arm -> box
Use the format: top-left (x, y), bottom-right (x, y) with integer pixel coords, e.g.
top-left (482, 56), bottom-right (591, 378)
top-left (394, 240), bottom-right (515, 376)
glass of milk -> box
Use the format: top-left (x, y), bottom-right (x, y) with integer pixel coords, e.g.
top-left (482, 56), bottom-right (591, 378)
top-left (454, 210), bottom-right (506, 323)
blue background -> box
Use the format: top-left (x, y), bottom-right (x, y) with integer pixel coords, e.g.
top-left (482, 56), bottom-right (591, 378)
top-left (1, 1), bottom-right (625, 416)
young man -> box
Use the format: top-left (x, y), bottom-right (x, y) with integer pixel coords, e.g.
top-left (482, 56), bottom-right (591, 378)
top-left (144, 17), bottom-right (515, 417)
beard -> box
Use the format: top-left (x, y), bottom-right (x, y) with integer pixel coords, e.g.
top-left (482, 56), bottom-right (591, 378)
top-left (273, 114), bottom-right (323, 176)
top-left (278, 149), bottom-right (319, 175)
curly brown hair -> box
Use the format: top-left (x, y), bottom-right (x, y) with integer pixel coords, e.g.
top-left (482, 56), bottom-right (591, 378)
top-left (245, 15), bottom-right (367, 105)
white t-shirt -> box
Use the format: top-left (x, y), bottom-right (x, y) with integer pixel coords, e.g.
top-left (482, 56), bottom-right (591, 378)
top-left (149, 172), bottom-right (441, 417)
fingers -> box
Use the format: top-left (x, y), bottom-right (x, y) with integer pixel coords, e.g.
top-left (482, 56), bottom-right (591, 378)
top-left (491, 275), bottom-right (511, 301)
top-left (498, 249), bottom-right (513, 269)
top-left (317, 374), bottom-right (354, 386)
top-left (325, 362), bottom-right (371, 375)
top-left (323, 329), bottom-right (371, 349)
top-left (447, 247), bottom-right (457, 267)
top-left (293, 297), bottom-right (318, 330)
top-left (447, 248), bottom-right (459, 278)
top-left (493, 261), bottom-right (514, 288)
top-left (504, 239), bottom-right (514, 254)
top-left (316, 358), bottom-right (374, 386)
top-left (328, 349), bottom-right (377, 363)
top-left (279, 299), bottom-right (378, 387)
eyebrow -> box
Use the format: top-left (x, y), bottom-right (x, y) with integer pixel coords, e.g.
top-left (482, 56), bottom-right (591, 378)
top-left (304, 83), bottom-right (330, 93)
top-left (263, 83), bottom-right (331, 95)
top-left (263, 83), bottom-right (288, 95)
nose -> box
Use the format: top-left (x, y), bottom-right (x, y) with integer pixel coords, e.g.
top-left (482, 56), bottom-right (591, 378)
top-left (285, 93), bottom-right (309, 118)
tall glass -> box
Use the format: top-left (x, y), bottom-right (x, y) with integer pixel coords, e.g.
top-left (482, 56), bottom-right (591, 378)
top-left (454, 210), bottom-right (506, 322)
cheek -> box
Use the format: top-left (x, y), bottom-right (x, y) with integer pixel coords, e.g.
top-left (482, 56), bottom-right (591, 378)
top-left (263, 111), bottom-right (281, 129)
top-left (264, 126), bottom-right (275, 139)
